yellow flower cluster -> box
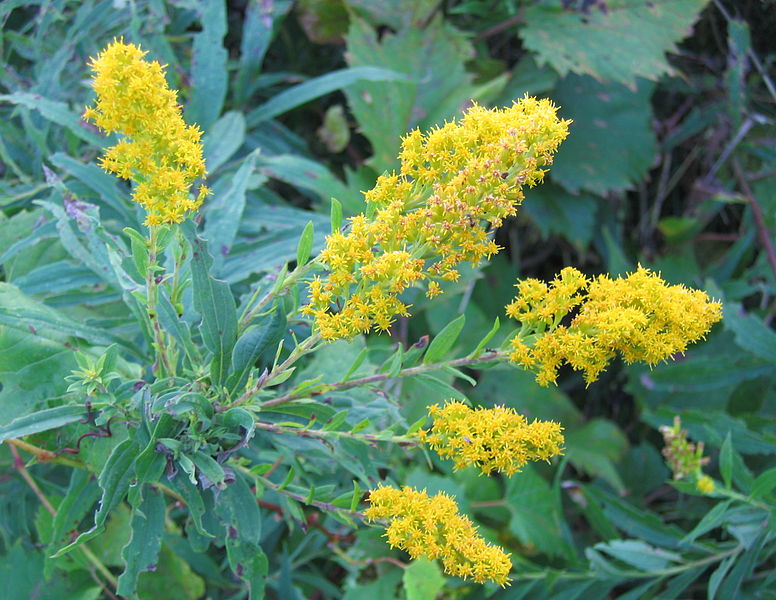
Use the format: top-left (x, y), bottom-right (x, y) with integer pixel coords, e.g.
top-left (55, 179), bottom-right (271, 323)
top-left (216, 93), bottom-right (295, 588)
top-left (365, 485), bottom-right (512, 586)
top-left (419, 401), bottom-right (564, 476)
top-left (506, 266), bottom-right (722, 386)
top-left (660, 417), bottom-right (714, 494)
top-left (83, 40), bottom-right (208, 225)
top-left (304, 98), bottom-right (570, 340)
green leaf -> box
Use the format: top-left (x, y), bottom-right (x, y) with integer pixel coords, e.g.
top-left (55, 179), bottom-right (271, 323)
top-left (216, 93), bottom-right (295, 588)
top-left (551, 75), bottom-right (656, 194)
top-left (750, 467), bottom-right (776, 499)
top-left (720, 433), bottom-right (733, 489)
top-left (183, 222), bottom-right (238, 386)
top-left (344, 16), bottom-right (474, 173)
top-left (54, 438), bottom-right (138, 557)
top-left (203, 111), bottom-right (247, 173)
top-left (506, 464), bottom-right (567, 557)
top-left (403, 558), bottom-right (446, 600)
top-left (116, 485), bottom-right (166, 598)
top-left (595, 539), bottom-right (681, 572)
top-left (565, 418), bottom-right (629, 493)
top-left (524, 183), bottom-right (599, 248)
top-left (204, 151), bottom-right (258, 272)
top-left (0, 92), bottom-right (103, 145)
top-left (469, 316), bottom-right (499, 358)
top-left (680, 500), bottom-right (732, 546)
top-left (137, 543), bottom-right (206, 600)
top-left (297, 221), bottom-right (315, 266)
top-left (192, 451), bottom-right (227, 489)
top-left (215, 476), bottom-right (267, 599)
top-left (228, 307), bottom-right (286, 395)
top-left (0, 281), bottom-right (122, 347)
top-left (0, 405), bottom-right (86, 443)
top-left (521, 0), bottom-right (708, 87)
top-left (423, 314), bottom-right (465, 364)
top-left (186, 0), bottom-right (228, 130)
top-left (246, 66), bottom-right (409, 127)
top-left (330, 197), bottom-right (343, 232)
top-left (723, 303), bottom-right (776, 363)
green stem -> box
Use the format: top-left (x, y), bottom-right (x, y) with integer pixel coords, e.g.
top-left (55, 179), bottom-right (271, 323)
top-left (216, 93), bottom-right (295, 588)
top-left (253, 421), bottom-right (420, 446)
top-left (260, 349), bottom-right (507, 409)
top-left (239, 260), bottom-right (320, 332)
top-left (146, 226), bottom-right (175, 377)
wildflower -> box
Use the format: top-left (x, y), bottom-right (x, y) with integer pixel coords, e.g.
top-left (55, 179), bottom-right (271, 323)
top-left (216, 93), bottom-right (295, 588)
top-left (660, 416), bottom-right (714, 494)
top-left (83, 39), bottom-right (208, 225)
top-left (303, 98), bottom-right (571, 339)
top-left (506, 266), bottom-right (722, 385)
top-left (419, 401), bottom-right (564, 476)
top-left (365, 485), bottom-right (512, 586)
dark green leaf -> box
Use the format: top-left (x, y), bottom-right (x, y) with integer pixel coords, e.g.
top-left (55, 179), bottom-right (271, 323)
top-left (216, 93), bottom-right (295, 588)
top-left (0, 405), bottom-right (86, 443)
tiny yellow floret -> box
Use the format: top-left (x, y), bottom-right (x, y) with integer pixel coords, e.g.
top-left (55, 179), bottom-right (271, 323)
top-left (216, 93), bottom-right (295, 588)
top-left (365, 485), bottom-right (512, 586)
top-left (304, 97), bottom-right (571, 339)
top-left (419, 401), bottom-right (564, 476)
top-left (506, 266), bottom-right (722, 385)
top-left (84, 39), bottom-right (208, 225)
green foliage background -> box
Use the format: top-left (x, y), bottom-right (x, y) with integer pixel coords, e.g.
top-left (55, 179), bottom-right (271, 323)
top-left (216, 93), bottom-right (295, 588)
top-left (1, 1), bottom-right (775, 599)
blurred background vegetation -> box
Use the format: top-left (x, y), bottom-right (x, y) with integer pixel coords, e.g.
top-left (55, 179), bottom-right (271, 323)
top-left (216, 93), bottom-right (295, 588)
top-left (1, 1), bottom-right (775, 598)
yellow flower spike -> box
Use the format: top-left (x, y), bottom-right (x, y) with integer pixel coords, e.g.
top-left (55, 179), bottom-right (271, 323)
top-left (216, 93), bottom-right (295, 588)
top-left (84, 39), bottom-right (207, 225)
top-left (306, 97), bottom-right (570, 340)
top-left (419, 401), bottom-right (564, 476)
top-left (365, 485), bottom-right (512, 586)
top-left (506, 266), bottom-right (722, 386)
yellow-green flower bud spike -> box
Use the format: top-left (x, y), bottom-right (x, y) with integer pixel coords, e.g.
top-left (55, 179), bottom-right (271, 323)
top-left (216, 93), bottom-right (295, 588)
top-left (506, 266), bottom-right (722, 386)
top-left (303, 97), bottom-right (571, 340)
top-left (84, 39), bottom-right (209, 226)
top-left (365, 485), bottom-right (512, 586)
top-left (419, 401), bottom-right (564, 476)
top-left (660, 416), bottom-right (714, 494)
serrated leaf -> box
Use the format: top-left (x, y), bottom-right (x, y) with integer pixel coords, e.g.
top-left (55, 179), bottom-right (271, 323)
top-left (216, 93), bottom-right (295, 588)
top-left (521, 0), bottom-right (709, 87)
top-left (550, 75), bottom-right (656, 194)
top-left (423, 314), bottom-right (465, 364)
top-left (403, 558), bottom-right (446, 600)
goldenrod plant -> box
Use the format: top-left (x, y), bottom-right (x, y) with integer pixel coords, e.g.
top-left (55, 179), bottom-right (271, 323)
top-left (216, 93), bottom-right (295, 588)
top-left (2, 3), bottom-right (775, 600)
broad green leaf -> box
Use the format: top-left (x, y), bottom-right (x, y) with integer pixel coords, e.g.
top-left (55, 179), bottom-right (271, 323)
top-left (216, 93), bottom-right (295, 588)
top-left (0, 92), bottom-right (103, 145)
top-left (521, 0), bottom-right (709, 87)
top-left (256, 154), bottom-right (361, 214)
top-left (192, 451), bottom-right (227, 489)
top-left (723, 303), bottom-right (776, 363)
top-left (550, 75), bottom-right (656, 194)
top-left (203, 111), bottom-right (247, 173)
top-left (345, 16), bottom-right (474, 173)
top-left (423, 314), bottom-right (465, 364)
top-left (204, 151), bottom-right (258, 272)
top-left (183, 222), bottom-right (238, 386)
top-left (0, 405), bottom-right (87, 443)
top-left (246, 66), bottom-right (409, 127)
top-left (137, 544), bottom-right (206, 600)
top-left (0, 281), bottom-right (122, 347)
top-left (186, 0), bottom-right (227, 130)
top-left (505, 464), bottom-right (567, 557)
top-left (228, 306), bottom-right (286, 394)
top-left (751, 467), bottom-right (776, 499)
top-left (524, 183), bottom-right (599, 248)
top-left (116, 485), bottom-right (166, 598)
top-left (403, 558), bottom-right (446, 600)
top-left (565, 418), bottom-right (629, 493)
